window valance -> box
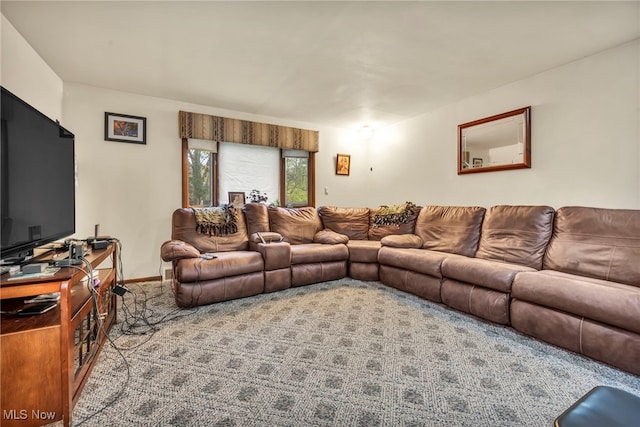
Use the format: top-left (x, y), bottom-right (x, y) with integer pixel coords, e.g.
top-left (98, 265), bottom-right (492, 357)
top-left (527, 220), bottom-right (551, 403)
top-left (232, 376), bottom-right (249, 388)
top-left (179, 111), bottom-right (319, 152)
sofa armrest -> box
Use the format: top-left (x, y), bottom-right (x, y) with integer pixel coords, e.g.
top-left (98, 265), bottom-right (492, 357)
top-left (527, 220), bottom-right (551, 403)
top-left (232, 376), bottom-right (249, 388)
top-left (249, 232), bottom-right (284, 244)
top-left (256, 241), bottom-right (291, 271)
top-left (314, 229), bottom-right (349, 244)
top-left (161, 240), bottom-right (200, 262)
top-left (380, 234), bottom-right (423, 249)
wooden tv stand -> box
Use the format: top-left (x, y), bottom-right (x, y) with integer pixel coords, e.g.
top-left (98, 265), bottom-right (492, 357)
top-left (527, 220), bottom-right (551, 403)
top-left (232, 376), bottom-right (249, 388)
top-left (0, 243), bottom-right (118, 427)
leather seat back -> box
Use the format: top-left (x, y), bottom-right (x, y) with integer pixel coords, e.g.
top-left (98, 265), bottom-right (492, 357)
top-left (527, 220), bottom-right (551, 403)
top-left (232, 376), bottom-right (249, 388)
top-left (171, 208), bottom-right (248, 253)
top-left (268, 206), bottom-right (323, 244)
top-left (543, 206), bottom-right (640, 286)
top-left (414, 205), bottom-right (485, 257)
top-left (318, 206), bottom-right (370, 240)
top-left (475, 205), bottom-right (555, 270)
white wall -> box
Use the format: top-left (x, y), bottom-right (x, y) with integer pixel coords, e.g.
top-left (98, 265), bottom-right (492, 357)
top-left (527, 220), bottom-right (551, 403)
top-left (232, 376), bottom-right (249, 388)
top-left (1, 15), bottom-right (63, 121)
top-left (336, 40), bottom-right (639, 209)
top-left (314, 126), bottom-right (374, 207)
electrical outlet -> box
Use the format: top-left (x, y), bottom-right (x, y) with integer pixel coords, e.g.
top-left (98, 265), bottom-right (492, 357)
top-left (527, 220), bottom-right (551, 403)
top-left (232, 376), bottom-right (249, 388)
top-left (164, 268), bottom-right (173, 280)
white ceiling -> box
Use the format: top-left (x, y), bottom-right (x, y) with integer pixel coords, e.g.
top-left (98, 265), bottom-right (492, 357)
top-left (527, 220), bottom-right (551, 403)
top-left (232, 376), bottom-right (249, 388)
top-left (2, 1), bottom-right (639, 130)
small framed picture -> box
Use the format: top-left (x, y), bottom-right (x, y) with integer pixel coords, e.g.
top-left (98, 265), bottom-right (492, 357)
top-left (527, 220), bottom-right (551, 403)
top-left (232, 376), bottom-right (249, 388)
top-left (473, 158), bottom-right (483, 168)
top-left (336, 153), bottom-right (351, 176)
top-left (105, 112), bottom-right (146, 144)
top-left (228, 192), bottom-right (246, 208)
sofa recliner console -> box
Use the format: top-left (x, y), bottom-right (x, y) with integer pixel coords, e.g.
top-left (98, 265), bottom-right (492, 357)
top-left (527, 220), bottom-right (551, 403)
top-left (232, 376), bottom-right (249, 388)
top-left (161, 203), bottom-right (640, 376)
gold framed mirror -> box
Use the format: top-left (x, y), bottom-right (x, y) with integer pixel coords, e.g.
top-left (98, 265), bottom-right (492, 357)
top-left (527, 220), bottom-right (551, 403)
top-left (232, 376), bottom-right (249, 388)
top-left (458, 106), bottom-right (531, 174)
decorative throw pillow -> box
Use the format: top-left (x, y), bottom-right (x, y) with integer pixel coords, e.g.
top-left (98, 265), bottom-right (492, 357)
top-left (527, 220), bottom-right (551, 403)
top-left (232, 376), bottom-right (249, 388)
top-left (369, 203), bottom-right (420, 240)
top-left (372, 202), bottom-right (419, 227)
top-left (193, 205), bottom-right (238, 236)
top-left (161, 240), bottom-right (200, 261)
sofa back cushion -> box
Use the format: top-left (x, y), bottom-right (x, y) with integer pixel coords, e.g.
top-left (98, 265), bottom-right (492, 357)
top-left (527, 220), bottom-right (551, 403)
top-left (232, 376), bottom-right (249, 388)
top-left (475, 205), bottom-right (555, 270)
top-left (414, 205), bottom-right (485, 257)
top-left (317, 206), bottom-right (370, 240)
top-left (242, 202), bottom-right (270, 235)
top-left (543, 206), bottom-right (640, 286)
top-left (268, 206), bottom-right (323, 244)
top-left (368, 205), bottom-right (420, 240)
top-left (171, 208), bottom-right (248, 253)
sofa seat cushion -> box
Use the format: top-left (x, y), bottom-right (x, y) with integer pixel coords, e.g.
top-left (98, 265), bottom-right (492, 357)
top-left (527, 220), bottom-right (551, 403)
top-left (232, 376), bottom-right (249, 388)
top-left (380, 234), bottom-right (423, 249)
top-left (442, 254), bottom-right (536, 293)
top-left (377, 247), bottom-right (446, 278)
top-left (475, 205), bottom-right (554, 270)
top-left (512, 270), bottom-right (640, 334)
top-left (290, 243), bottom-right (349, 265)
top-left (347, 240), bottom-right (381, 263)
top-left (175, 251), bottom-right (264, 282)
top-left (317, 206), bottom-right (370, 240)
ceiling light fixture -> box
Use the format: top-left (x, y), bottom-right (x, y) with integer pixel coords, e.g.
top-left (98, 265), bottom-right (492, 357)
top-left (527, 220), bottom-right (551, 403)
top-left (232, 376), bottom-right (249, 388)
top-left (360, 125), bottom-right (373, 140)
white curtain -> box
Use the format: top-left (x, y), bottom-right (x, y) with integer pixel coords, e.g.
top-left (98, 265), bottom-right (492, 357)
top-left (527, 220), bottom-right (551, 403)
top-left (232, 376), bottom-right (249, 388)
top-left (218, 142), bottom-right (279, 205)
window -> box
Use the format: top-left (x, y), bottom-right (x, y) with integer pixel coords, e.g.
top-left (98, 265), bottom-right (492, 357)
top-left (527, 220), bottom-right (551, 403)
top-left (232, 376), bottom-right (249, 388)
top-left (187, 148), bottom-right (214, 207)
top-left (182, 138), bottom-right (217, 207)
top-left (282, 150), bottom-right (313, 207)
top-left (183, 140), bottom-right (315, 208)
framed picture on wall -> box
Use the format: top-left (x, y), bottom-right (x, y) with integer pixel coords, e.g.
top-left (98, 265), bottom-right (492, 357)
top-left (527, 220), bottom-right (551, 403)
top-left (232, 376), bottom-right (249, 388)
top-left (336, 153), bottom-right (351, 176)
top-left (228, 192), bottom-right (246, 208)
top-left (104, 112), bottom-right (146, 144)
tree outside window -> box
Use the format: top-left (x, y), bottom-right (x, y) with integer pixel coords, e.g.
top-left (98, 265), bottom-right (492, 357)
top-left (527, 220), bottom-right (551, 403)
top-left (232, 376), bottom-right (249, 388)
top-left (284, 156), bottom-right (308, 207)
top-left (188, 148), bottom-right (213, 207)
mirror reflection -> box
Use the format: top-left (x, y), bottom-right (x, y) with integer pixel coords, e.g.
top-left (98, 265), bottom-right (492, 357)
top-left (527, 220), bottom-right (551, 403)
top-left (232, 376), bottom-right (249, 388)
top-left (458, 106), bottom-right (531, 174)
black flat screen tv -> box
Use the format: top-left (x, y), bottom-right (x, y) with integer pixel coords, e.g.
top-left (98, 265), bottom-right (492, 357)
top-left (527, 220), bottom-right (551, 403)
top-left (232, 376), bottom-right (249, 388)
top-left (1, 86), bottom-right (75, 263)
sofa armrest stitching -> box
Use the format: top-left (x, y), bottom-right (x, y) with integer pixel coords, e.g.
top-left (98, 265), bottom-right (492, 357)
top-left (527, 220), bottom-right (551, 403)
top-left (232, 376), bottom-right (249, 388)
top-left (579, 317), bottom-right (584, 354)
top-left (605, 246), bottom-right (616, 282)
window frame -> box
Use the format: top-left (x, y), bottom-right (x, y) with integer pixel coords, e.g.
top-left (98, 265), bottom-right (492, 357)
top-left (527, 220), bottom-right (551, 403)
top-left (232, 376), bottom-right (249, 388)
top-left (182, 138), bottom-right (218, 207)
top-left (182, 139), bottom-right (315, 208)
top-left (280, 151), bottom-right (316, 208)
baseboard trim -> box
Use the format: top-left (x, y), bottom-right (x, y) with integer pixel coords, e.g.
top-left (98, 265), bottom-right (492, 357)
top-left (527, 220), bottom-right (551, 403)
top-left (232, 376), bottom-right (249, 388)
top-left (124, 275), bottom-right (162, 284)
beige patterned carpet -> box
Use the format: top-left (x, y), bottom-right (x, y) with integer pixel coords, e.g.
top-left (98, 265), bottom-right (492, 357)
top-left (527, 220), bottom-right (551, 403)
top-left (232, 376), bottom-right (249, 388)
top-left (72, 278), bottom-right (640, 426)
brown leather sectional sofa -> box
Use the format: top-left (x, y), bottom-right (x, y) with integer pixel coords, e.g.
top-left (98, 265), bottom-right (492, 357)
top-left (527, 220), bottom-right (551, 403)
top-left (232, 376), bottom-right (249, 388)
top-left (161, 203), bottom-right (640, 376)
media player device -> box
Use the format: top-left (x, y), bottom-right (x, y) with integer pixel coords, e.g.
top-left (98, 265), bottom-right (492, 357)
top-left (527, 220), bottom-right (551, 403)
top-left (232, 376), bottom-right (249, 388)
top-left (87, 224), bottom-right (109, 250)
top-left (16, 302), bottom-right (58, 316)
top-left (22, 263), bottom-right (48, 274)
